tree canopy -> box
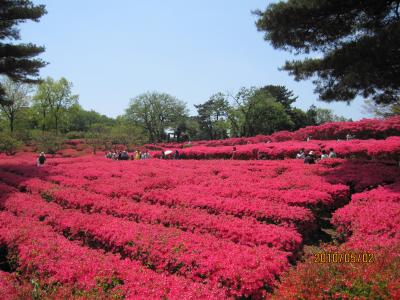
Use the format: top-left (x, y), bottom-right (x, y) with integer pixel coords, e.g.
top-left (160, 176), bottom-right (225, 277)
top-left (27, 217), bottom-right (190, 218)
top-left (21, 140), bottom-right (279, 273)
top-left (0, 0), bottom-right (47, 105)
top-left (125, 92), bottom-right (188, 142)
top-left (195, 93), bottom-right (230, 140)
top-left (230, 87), bottom-right (293, 136)
top-left (33, 77), bottom-right (78, 133)
top-left (255, 0), bottom-right (400, 105)
top-left (0, 77), bottom-right (31, 132)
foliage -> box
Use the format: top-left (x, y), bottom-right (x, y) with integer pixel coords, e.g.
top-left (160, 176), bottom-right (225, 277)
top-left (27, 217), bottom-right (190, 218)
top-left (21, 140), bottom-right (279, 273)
top-left (125, 91), bottom-right (188, 142)
top-left (33, 131), bottom-right (63, 154)
top-left (109, 119), bottom-right (147, 151)
top-left (257, 85), bottom-right (297, 111)
top-left (85, 123), bottom-right (111, 154)
top-left (230, 87), bottom-right (293, 136)
top-left (174, 117), bottom-right (200, 142)
top-left (0, 132), bottom-right (22, 155)
top-left (64, 103), bottom-right (115, 133)
top-left (255, 0), bottom-right (400, 104)
top-left (287, 107), bottom-right (309, 130)
top-left (0, 77), bottom-right (32, 132)
top-left (194, 93), bottom-right (230, 140)
top-left (32, 77), bottom-right (78, 133)
top-left (0, 0), bottom-right (47, 105)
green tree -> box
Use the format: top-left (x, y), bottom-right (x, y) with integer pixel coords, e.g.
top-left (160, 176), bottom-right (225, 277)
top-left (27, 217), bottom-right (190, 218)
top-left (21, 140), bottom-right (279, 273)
top-left (0, 0), bottom-right (46, 106)
top-left (172, 116), bottom-right (201, 142)
top-left (255, 1), bottom-right (400, 104)
top-left (125, 91), bottom-right (188, 142)
top-left (33, 77), bottom-right (78, 133)
top-left (65, 103), bottom-right (115, 133)
top-left (288, 107), bottom-right (309, 130)
top-left (195, 93), bottom-right (230, 140)
top-left (0, 77), bottom-right (31, 133)
top-left (257, 85), bottom-right (297, 111)
top-left (230, 87), bottom-right (293, 136)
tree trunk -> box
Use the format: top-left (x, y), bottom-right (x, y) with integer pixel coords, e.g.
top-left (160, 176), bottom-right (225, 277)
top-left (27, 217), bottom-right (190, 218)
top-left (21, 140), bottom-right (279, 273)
top-left (55, 115), bottom-right (59, 134)
top-left (42, 110), bottom-right (46, 133)
top-left (9, 115), bottom-right (14, 133)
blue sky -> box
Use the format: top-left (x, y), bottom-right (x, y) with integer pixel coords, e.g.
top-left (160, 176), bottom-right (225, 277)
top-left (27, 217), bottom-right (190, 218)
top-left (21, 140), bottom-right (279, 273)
top-left (21, 0), bottom-right (365, 119)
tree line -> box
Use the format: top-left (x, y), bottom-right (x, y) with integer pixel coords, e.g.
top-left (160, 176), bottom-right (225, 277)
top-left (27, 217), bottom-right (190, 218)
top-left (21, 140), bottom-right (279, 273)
top-left (0, 76), bottom-right (351, 153)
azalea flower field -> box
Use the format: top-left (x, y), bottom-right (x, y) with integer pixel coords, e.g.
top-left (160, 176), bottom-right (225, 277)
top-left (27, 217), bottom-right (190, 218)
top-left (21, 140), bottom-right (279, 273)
top-left (0, 118), bottom-right (400, 299)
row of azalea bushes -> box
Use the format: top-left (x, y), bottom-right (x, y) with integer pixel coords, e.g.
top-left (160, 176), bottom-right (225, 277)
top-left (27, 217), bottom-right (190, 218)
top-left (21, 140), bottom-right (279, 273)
top-left (272, 179), bottom-right (400, 299)
top-left (149, 116), bottom-right (400, 149)
top-left (153, 137), bottom-right (400, 161)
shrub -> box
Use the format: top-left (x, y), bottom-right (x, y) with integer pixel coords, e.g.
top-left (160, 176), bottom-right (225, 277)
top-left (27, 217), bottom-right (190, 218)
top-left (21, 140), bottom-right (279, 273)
top-left (33, 132), bottom-right (64, 154)
top-left (0, 133), bottom-right (22, 155)
top-left (65, 131), bottom-right (86, 139)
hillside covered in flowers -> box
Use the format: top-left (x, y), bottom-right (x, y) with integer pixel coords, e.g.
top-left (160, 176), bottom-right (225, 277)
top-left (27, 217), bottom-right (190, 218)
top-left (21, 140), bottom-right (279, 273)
top-left (0, 117), bottom-right (399, 299)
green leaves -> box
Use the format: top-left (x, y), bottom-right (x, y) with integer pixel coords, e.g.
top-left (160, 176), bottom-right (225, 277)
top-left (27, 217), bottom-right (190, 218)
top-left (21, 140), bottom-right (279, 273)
top-left (32, 77), bottom-right (78, 133)
top-left (255, 0), bottom-right (400, 104)
top-left (0, 1), bottom-right (47, 104)
top-left (126, 92), bottom-right (188, 143)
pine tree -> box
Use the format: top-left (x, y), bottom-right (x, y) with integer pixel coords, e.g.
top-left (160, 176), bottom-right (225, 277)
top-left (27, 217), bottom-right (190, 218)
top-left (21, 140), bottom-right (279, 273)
top-left (255, 1), bottom-right (400, 105)
top-left (0, 0), bottom-right (47, 105)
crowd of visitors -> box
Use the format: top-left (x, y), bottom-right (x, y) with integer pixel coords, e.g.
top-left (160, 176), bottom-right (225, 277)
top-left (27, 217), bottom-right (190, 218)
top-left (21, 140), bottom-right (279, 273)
top-left (105, 149), bottom-right (152, 160)
top-left (104, 149), bottom-right (182, 161)
top-left (296, 147), bottom-right (337, 164)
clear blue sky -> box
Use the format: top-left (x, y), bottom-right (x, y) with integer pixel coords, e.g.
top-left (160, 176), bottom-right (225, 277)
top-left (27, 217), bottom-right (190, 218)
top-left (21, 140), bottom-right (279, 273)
top-left (21, 0), bottom-right (365, 120)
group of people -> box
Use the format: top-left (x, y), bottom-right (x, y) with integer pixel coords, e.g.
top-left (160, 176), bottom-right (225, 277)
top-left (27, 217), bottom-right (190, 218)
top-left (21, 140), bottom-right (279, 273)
top-left (105, 150), bottom-right (151, 160)
top-left (296, 148), bottom-right (337, 164)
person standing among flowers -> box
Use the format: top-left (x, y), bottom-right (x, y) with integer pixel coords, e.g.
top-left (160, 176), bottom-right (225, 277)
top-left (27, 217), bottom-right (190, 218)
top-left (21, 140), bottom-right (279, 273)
top-left (36, 152), bottom-right (46, 166)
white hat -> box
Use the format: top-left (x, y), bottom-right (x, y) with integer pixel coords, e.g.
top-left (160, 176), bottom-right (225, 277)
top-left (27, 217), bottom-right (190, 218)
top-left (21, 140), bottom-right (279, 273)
top-left (309, 151), bottom-right (314, 155)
